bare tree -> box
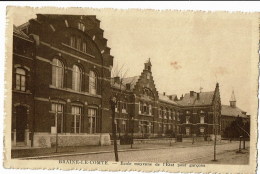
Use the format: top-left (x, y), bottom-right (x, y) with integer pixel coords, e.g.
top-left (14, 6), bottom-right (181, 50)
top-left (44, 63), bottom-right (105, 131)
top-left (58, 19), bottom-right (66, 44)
top-left (111, 63), bottom-right (137, 149)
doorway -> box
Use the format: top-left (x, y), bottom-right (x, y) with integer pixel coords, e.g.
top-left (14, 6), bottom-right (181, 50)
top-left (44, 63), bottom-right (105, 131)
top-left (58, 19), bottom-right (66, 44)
top-left (16, 106), bottom-right (27, 142)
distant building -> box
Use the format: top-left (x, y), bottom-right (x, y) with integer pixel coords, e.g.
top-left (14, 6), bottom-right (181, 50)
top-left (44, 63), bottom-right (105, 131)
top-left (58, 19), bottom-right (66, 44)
top-left (221, 90), bottom-right (250, 138)
top-left (111, 59), bottom-right (222, 139)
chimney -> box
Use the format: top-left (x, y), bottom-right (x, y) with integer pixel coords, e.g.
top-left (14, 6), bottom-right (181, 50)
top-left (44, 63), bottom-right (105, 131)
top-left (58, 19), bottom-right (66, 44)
top-left (114, 76), bottom-right (120, 83)
top-left (169, 95), bottom-right (172, 100)
top-left (190, 91), bottom-right (194, 97)
top-left (180, 94), bottom-right (184, 100)
top-left (197, 93), bottom-right (200, 100)
top-left (163, 92), bottom-right (166, 96)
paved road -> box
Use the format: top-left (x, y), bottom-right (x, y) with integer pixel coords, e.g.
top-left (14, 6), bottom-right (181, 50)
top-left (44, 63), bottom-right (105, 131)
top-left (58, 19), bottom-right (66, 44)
top-left (47, 142), bottom-right (248, 163)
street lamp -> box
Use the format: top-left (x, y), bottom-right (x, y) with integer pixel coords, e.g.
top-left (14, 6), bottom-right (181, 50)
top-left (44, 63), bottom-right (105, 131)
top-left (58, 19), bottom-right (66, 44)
top-left (110, 96), bottom-right (119, 161)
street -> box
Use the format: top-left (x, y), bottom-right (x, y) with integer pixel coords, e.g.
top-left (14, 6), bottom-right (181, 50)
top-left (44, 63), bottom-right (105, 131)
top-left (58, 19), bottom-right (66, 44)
top-left (43, 141), bottom-right (249, 164)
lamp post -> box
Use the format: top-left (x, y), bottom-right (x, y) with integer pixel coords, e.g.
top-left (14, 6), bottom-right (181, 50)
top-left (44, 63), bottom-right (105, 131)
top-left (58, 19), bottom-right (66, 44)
top-left (55, 98), bottom-right (60, 153)
top-left (131, 116), bottom-right (134, 149)
top-left (110, 96), bottom-right (119, 161)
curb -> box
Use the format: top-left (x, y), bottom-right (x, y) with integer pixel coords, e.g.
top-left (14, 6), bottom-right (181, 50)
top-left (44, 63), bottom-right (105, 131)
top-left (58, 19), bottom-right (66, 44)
top-left (16, 142), bottom-right (234, 160)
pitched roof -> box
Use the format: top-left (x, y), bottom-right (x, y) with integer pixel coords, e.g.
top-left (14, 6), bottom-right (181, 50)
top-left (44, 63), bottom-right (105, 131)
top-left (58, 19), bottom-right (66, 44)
top-left (221, 105), bottom-right (248, 118)
top-left (176, 91), bottom-right (214, 106)
top-left (159, 93), bottom-right (178, 105)
top-left (13, 25), bottom-right (32, 41)
top-left (111, 76), bottom-right (139, 91)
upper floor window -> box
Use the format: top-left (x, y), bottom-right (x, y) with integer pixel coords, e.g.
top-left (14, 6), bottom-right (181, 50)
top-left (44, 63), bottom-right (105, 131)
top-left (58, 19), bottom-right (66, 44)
top-left (89, 71), bottom-right (97, 95)
top-left (122, 102), bottom-right (127, 113)
top-left (72, 65), bottom-right (82, 91)
top-left (159, 107), bottom-right (163, 118)
top-left (15, 68), bottom-right (26, 91)
top-left (148, 104), bottom-right (152, 115)
top-left (70, 36), bottom-right (76, 48)
top-left (76, 37), bottom-right (81, 50)
top-left (143, 103), bottom-right (147, 114)
top-left (78, 22), bottom-right (85, 31)
top-left (186, 116), bottom-right (190, 124)
top-left (200, 116), bottom-right (205, 124)
top-left (82, 41), bottom-right (87, 52)
top-left (139, 102), bottom-right (143, 114)
top-left (52, 58), bottom-right (64, 88)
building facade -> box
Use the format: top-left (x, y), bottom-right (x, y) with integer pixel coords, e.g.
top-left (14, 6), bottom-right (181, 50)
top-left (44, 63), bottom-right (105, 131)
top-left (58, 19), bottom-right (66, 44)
top-left (221, 91), bottom-right (250, 138)
top-left (111, 59), bottom-right (222, 140)
top-left (12, 14), bottom-right (222, 148)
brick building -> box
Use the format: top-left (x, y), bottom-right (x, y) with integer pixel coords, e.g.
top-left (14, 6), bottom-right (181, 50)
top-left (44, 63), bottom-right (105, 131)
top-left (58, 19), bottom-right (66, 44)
top-left (111, 59), bottom-right (222, 139)
top-left (221, 90), bottom-right (250, 138)
top-left (12, 14), bottom-right (222, 148)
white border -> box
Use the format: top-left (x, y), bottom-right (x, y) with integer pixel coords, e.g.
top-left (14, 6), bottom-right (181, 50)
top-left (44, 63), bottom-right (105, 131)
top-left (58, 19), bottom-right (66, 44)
top-left (0, 2), bottom-right (259, 174)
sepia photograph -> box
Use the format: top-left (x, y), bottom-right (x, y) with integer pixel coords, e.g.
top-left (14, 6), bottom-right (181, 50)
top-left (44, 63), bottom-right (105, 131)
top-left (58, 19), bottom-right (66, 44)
top-left (4, 6), bottom-right (259, 173)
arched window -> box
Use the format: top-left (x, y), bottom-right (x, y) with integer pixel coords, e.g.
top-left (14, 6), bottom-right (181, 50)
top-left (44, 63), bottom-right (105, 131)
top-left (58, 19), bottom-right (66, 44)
top-left (15, 68), bottom-right (26, 91)
top-left (89, 71), bottom-right (97, 95)
top-left (72, 65), bottom-right (82, 91)
top-left (52, 58), bottom-right (64, 88)
top-left (149, 104), bottom-right (152, 115)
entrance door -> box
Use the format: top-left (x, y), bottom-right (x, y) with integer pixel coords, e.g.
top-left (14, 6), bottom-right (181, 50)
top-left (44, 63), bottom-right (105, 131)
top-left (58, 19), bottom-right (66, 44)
top-left (16, 106), bottom-right (27, 142)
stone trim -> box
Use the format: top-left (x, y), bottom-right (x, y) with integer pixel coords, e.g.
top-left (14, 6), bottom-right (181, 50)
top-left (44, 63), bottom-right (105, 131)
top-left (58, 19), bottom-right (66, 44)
top-left (41, 41), bottom-right (110, 70)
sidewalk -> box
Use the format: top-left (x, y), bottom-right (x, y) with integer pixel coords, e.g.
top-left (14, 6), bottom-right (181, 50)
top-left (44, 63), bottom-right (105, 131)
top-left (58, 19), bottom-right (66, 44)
top-left (183, 147), bottom-right (249, 164)
top-left (12, 140), bottom-right (234, 159)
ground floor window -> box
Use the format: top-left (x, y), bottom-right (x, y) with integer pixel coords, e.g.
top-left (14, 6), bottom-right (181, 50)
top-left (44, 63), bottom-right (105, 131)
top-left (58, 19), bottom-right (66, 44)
top-left (122, 120), bottom-right (126, 132)
top-left (71, 106), bottom-right (82, 133)
top-left (185, 127), bottom-right (190, 135)
top-left (200, 127), bottom-right (205, 134)
top-left (163, 124), bottom-right (167, 133)
top-left (51, 103), bottom-right (63, 133)
top-left (158, 123), bottom-right (162, 133)
top-left (88, 108), bottom-right (97, 134)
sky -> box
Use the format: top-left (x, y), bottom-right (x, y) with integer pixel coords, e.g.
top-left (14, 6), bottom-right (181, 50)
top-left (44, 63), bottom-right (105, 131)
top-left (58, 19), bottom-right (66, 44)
top-left (11, 7), bottom-right (259, 115)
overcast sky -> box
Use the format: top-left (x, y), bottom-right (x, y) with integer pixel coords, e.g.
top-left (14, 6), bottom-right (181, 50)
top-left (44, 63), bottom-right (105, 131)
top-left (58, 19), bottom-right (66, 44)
top-left (11, 7), bottom-right (259, 115)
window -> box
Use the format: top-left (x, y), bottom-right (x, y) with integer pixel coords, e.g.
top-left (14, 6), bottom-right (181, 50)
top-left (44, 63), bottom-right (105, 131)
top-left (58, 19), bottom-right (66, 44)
top-left (52, 58), bottom-right (64, 88)
top-left (70, 36), bottom-right (76, 48)
top-left (168, 124), bottom-right (171, 130)
top-left (122, 120), bottom-right (126, 132)
top-left (76, 37), bottom-right (81, 50)
top-left (72, 65), bottom-right (82, 91)
top-left (71, 106), bottom-right (82, 133)
top-left (15, 68), bottom-right (26, 91)
top-left (148, 122), bottom-right (152, 133)
top-left (82, 41), bottom-right (87, 52)
top-left (200, 116), bottom-right (205, 124)
top-left (138, 121), bottom-right (142, 133)
top-left (143, 103), bottom-right (147, 114)
top-left (159, 123), bottom-right (162, 132)
top-left (147, 73), bottom-right (150, 79)
top-left (163, 124), bottom-right (167, 133)
top-left (186, 116), bottom-right (190, 124)
top-left (88, 108), bottom-right (97, 134)
top-left (186, 127), bottom-right (190, 135)
top-left (51, 103), bottom-right (63, 133)
top-left (115, 119), bottom-right (119, 133)
top-left (164, 108), bottom-right (167, 119)
top-left (200, 127), bottom-right (205, 134)
top-left (89, 71), bottom-right (97, 95)
top-left (78, 22), bottom-right (85, 31)
top-left (122, 102), bottom-right (127, 113)
top-left (139, 102), bottom-right (143, 114)
top-left (148, 104), bottom-right (152, 115)
top-left (159, 107), bottom-right (162, 118)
